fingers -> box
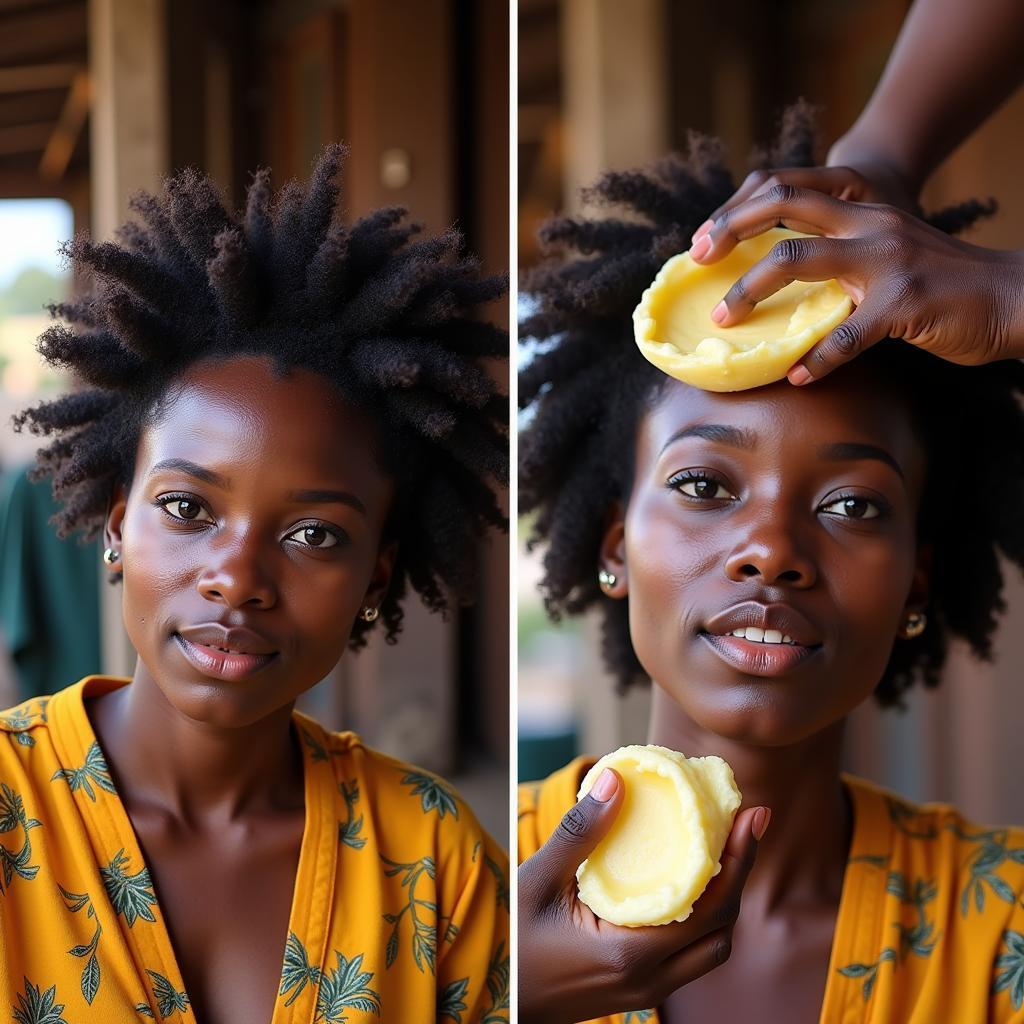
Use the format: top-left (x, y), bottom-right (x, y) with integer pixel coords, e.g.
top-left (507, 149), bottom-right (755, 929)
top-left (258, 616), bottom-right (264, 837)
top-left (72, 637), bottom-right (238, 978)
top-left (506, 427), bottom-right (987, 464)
top-left (703, 166), bottom-right (866, 229)
top-left (647, 808), bottom-right (768, 999)
top-left (787, 295), bottom-right (890, 385)
top-left (529, 768), bottom-right (625, 899)
top-left (694, 185), bottom-right (862, 265)
top-left (709, 235), bottom-right (861, 328)
top-left (626, 805), bottom-right (768, 964)
top-left (702, 168), bottom-right (773, 229)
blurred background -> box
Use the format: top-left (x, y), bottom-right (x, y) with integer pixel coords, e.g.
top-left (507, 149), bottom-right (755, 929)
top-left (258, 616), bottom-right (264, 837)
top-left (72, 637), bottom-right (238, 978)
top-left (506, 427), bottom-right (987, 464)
top-left (0, 0), bottom-right (509, 842)
top-left (518, 0), bottom-right (1024, 826)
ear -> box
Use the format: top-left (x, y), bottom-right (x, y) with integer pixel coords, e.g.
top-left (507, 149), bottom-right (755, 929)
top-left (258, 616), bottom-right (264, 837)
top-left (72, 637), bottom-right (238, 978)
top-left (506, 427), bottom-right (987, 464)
top-left (362, 538), bottom-right (399, 611)
top-left (597, 500), bottom-right (628, 598)
top-left (103, 482), bottom-right (128, 575)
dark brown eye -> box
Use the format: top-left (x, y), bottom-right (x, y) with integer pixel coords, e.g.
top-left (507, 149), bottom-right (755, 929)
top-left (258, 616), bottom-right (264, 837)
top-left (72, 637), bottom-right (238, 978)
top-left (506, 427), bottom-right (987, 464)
top-left (177, 500), bottom-right (201, 520)
top-left (285, 524), bottom-right (341, 549)
top-left (821, 495), bottom-right (879, 520)
top-left (162, 498), bottom-right (211, 522)
top-left (674, 475), bottom-right (735, 500)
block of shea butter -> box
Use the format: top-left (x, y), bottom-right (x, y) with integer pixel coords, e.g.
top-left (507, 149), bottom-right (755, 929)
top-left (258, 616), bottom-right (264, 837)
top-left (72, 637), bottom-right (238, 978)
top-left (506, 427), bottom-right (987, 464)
top-left (633, 228), bottom-right (853, 392)
top-left (576, 744), bottom-right (741, 927)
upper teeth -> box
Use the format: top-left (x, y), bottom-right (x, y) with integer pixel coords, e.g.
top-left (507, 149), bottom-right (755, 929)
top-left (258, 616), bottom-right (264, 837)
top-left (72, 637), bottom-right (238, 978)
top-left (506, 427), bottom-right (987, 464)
top-left (725, 627), bottom-right (796, 645)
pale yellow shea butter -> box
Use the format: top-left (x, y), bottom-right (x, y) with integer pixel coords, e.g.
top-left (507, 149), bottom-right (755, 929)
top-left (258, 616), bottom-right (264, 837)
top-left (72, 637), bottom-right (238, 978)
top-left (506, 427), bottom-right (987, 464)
top-left (633, 228), bottom-right (853, 391)
top-left (576, 744), bottom-right (741, 927)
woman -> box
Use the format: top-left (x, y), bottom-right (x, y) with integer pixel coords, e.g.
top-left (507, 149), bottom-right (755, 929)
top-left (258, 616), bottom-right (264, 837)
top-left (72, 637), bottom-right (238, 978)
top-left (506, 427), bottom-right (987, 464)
top-left (517, 110), bottom-right (1024, 1023)
top-left (1, 146), bottom-right (509, 1024)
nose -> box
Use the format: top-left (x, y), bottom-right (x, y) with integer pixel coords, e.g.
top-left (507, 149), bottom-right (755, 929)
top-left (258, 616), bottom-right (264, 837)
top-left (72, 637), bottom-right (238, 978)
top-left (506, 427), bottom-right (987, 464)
top-left (196, 531), bottom-right (277, 609)
top-left (724, 509), bottom-right (817, 588)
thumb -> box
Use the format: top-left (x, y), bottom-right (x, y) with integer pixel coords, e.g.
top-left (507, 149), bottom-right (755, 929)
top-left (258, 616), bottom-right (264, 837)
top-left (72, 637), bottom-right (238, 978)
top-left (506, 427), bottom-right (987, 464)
top-left (534, 767), bottom-right (624, 897)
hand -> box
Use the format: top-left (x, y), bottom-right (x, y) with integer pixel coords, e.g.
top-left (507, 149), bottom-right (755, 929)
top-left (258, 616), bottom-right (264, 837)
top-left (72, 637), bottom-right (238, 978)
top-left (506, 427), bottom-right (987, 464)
top-left (699, 157), bottom-right (921, 233)
top-left (518, 767), bottom-right (769, 1024)
top-left (688, 184), bottom-right (1024, 384)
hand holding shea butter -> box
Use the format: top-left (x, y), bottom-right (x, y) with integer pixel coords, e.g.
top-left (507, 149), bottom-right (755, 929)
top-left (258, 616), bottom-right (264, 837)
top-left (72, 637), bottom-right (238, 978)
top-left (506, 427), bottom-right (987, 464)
top-left (633, 228), bottom-right (852, 391)
top-left (518, 757), bottom-right (767, 1024)
top-left (576, 745), bottom-right (742, 926)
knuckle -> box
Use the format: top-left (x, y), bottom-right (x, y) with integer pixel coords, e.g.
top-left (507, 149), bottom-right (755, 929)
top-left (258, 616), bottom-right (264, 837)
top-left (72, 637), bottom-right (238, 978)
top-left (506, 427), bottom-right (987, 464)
top-left (744, 169), bottom-right (770, 189)
top-left (766, 182), bottom-right (799, 206)
top-left (711, 934), bottom-right (733, 967)
top-left (874, 204), bottom-right (904, 234)
top-left (888, 273), bottom-right (920, 307)
top-left (601, 939), bottom-right (642, 983)
top-left (556, 804), bottom-right (590, 841)
top-left (769, 237), bottom-right (805, 269)
top-left (829, 321), bottom-right (863, 357)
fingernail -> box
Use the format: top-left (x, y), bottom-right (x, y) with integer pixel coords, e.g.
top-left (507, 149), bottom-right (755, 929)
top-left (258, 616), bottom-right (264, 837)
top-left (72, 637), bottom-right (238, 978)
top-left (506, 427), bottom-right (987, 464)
top-left (690, 234), bottom-right (711, 261)
top-left (752, 806), bottom-right (771, 841)
top-left (788, 365), bottom-right (813, 386)
top-left (589, 768), bottom-right (617, 803)
top-left (691, 219), bottom-right (713, 244)
top-left (711, 301), bottom-right (728, 324)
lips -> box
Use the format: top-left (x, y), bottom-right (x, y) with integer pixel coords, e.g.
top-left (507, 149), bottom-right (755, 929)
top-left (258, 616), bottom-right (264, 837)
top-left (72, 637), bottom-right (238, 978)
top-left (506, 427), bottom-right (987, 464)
top-left (176, 624), bottom-right (278, 656)
top-left (698, 601), bottom-right (822, 678)
top-left (173, 624), bottom-right (279, 682)
top-left (702, 601), bottom-right (821, 649)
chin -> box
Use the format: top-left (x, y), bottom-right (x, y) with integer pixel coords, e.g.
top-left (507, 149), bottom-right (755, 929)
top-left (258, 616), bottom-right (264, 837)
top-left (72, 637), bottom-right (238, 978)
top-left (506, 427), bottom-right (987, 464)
top-left (672, 678), bottom-right (844, 749)
top-left (159, 677), bottom-right (283, 729)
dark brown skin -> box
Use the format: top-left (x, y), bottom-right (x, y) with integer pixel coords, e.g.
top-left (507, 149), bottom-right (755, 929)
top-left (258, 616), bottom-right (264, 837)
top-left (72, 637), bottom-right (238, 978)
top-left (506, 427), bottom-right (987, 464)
top-left (90, 355), bottom-right (396, 1024)
top-left (520, 360), bottom-right (930, 1023)
top-left (689, 0), bottom-right (1024, 386)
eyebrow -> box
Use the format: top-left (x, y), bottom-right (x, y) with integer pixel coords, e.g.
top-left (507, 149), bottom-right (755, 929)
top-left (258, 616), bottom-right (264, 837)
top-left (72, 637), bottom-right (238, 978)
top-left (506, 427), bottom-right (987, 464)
top-left (148, 459), bottom-right (368, 514)
top-left (816, 442), bottom-right (905, 481)
top-left (659, 424), bottom-right (757, 454)
top-left (150, 458), bottom-right (228, 488)
top-left (659, 426), bottom-right (905, 480)
top-left (288, 489), bottom-right (367, 514)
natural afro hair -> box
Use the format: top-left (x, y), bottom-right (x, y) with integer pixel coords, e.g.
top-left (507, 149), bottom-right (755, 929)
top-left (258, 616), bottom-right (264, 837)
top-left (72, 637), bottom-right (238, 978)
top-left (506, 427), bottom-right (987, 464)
top-left (519, 103), bottom-right (1024, 708)
top-left (14, 144), bottom-right (508, 649)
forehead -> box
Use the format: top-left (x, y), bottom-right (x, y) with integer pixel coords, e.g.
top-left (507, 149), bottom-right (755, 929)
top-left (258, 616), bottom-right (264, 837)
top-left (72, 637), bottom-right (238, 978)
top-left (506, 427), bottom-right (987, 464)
top-left (135, 355), bottom-right (387, 483)
top-left (638, 362), bottom-right (926, 483)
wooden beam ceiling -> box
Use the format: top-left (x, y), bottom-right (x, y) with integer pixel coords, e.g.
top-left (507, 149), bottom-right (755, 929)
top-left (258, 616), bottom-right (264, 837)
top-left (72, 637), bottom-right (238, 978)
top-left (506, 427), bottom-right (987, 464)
top-left (0, 0), bottom-right (88, 185)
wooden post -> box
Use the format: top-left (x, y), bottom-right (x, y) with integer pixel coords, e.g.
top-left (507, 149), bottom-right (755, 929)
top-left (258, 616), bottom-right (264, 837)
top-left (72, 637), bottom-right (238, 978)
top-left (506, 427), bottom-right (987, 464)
top-left (561, 0), bottom-right (668, 211)
top-left (88, 0), bottom-right (169, 678)
top-left (559, 0), bottom-right (668, 750)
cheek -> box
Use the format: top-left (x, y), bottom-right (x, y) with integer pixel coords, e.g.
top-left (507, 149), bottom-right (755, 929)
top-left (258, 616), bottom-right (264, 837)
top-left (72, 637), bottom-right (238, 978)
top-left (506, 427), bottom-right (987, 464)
top-left (120, 505), bottom-right (188, 609)
top-left (623, 493), bottom-right (715, 660)
top-left (823, 527), bottom-right (918, 631)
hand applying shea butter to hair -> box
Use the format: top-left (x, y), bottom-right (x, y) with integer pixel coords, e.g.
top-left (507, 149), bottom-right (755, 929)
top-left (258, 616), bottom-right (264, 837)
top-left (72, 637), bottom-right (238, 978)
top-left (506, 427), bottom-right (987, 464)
top-left (689, 0), bottom-right (1024, 385)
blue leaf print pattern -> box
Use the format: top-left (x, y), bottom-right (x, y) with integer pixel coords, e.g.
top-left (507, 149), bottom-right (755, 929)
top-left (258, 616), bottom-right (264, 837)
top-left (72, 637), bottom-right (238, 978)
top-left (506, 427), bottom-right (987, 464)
top-left (102, 849), bottom-right (158, 927)
top-left (145, 970), bottom-right (189, 1018)
top-left (401, 770), bottom-right (459, 820)
top-left (58, 884), bottom-right (103, 1004)
top-left (0, 783), bottom-right (42, 893)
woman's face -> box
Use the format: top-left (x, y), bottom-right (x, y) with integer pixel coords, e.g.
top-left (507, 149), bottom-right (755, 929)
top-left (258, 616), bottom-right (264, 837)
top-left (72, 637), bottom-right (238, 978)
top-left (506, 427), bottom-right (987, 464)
top-left (105, 355), bottom-right (395, 728)
top-left (603, 361), bottom-right (929, 747)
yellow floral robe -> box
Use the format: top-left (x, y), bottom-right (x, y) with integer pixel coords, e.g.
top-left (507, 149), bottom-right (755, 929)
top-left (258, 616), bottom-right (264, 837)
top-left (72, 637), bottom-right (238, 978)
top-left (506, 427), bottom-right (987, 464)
top-left (0, 676), bottom-right (509, 1023)
top-left (519, 757), bottom-right (1024, 1024)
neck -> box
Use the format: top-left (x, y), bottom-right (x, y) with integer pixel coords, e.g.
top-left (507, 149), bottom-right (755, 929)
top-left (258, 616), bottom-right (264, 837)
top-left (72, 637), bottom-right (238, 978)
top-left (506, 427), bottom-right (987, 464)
top-left (87, 663), bottom-right (305, 827)
top-left (647, 685), bottom-right (852, 916)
